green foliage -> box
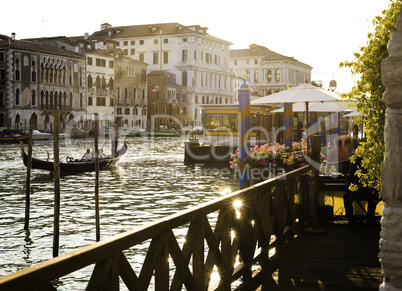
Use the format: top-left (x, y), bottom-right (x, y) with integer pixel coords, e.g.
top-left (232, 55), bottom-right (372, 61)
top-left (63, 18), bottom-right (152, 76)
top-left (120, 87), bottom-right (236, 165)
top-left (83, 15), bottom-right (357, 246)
top-left (340, 0), bottom-right (402, 191)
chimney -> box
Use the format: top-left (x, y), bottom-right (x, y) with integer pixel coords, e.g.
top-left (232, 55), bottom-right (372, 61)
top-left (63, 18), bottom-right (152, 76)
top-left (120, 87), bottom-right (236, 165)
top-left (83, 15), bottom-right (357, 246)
top-left (84, 33), bottom-right (89, 40)
top-left (11, 33), bottom-right (16, 40)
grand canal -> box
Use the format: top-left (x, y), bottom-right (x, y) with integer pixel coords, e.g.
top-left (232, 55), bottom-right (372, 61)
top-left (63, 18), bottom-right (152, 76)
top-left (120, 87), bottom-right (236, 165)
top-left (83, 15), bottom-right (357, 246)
top-left (0, 135), bottom-right (239, 289)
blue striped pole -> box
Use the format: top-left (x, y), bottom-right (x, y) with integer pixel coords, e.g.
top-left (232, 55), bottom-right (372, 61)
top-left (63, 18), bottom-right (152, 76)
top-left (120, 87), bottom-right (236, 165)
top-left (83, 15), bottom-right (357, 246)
top-left (238, 79), bottom-right (252, 189)
top-left (283, 103), bottom-right (293, 148)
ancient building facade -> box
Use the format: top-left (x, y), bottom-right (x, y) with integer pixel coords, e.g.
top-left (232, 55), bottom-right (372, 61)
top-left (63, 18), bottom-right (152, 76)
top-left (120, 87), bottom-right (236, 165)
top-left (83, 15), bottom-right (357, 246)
top-left (90, 23), bottom-right (233, 126)
top-left (0, 33), bottom-right (86, 132)
top-left (147, 70), bottom-right (186, 129)
top-left (230, 44), bottom-right (312, 97)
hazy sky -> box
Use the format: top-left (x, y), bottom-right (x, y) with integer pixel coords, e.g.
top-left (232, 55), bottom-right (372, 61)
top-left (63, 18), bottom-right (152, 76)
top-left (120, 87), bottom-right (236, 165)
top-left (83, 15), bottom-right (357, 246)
top-left (0, 0), bottom-right (392, 93)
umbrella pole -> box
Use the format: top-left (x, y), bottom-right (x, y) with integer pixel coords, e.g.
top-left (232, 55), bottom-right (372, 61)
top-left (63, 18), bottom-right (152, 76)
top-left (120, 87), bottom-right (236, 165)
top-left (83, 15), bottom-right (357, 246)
top-left (305, 102), bottom-right (310, 155)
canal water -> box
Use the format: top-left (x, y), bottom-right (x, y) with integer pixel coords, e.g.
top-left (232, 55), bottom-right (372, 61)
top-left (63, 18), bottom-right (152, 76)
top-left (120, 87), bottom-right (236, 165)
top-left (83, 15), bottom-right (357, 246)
top-left (0, 135), bottom-right (239, 289)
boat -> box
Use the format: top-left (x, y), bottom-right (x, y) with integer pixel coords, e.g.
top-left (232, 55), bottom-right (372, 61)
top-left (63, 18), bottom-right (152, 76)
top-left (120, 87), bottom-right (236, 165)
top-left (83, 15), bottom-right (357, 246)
top-left (0, 129), bottom-right (29, 144)
top-left (21, 141), bottom-right (128, 174)
top-left (22, 130), bottom-right (53, 140)
top-left (137, 129), bottom-right (180, 137)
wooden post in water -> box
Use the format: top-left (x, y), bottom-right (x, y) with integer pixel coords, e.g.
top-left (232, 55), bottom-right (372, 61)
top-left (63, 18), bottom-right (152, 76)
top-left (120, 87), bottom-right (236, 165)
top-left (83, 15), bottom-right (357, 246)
top-left (53, 109), bottom-right (61, 257)
top-left (94, 113), bottom-right (100, 242)
top-left (24, 129), bottom-right (34, 231)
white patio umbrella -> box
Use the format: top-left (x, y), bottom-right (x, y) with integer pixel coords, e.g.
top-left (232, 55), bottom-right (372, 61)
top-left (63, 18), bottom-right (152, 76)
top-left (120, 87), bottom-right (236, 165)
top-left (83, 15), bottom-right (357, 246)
top-left (343, 110), bottom-right (361, 117)
top-left (251, 83), bottom-right (343, 152)
top-left (251, 83), bottom-right (342, 105)
top-left (271, 101), bottom-right (350, 113)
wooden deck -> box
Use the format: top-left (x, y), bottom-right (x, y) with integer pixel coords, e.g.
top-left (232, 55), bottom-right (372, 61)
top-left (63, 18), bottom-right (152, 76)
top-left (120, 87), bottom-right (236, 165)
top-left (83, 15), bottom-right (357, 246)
top-left (256, 219), bottom-right (382, 290)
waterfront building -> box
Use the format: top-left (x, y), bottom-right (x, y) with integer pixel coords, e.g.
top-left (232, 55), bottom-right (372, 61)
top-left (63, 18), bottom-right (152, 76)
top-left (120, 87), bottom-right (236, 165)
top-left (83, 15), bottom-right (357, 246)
top-left (229, 44), bottom-right (312, 97)
top-left (90, 23), bottom-right (233, 126)
top-left (27, 34), bottom-right (149, 131)
top-left (0, 33), bottom-right (86, 132)
top-left (147, 70), bottom-right (186, 129)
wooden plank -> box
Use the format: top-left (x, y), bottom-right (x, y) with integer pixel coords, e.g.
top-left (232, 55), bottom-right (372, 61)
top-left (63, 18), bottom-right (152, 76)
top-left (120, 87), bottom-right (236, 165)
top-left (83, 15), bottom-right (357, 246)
top-left (119, 252), bottom-right (144, 291)
top-left (139, 234), bottom-right (166, 288)
top-left (166, 230), bottom-right (200, 291)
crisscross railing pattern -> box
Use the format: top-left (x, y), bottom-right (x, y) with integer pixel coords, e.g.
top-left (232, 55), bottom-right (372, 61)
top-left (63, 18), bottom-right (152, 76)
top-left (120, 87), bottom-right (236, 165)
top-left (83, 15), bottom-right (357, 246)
top-left (0, 165), bottom-right (314, 290)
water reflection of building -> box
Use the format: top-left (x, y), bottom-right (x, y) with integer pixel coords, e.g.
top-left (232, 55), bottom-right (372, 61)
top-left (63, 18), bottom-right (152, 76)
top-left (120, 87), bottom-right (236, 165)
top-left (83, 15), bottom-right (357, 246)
top-left (0, 33), bottom-right (86, 132)
top-left (230, 44), bottom-right (312, 96)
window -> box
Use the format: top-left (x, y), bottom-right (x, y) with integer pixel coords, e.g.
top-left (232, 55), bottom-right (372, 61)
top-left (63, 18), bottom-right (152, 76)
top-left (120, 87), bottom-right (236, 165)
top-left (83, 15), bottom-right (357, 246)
top-left (267, 70), bottom-right (272, 82)
top-left (205, 53), bottom-right (209, 64)
top-left (182, 50), bottom-right (188, 62)
top-left (130, 49), bottom-right (135, 55)
top-left (195, 95), bottom-right (198, 103)
top-left (31, 89), bottom-right (36, 106)
top-left (139, 53), bottom-right (144, 62)
top-left (123, 41), bottom-right (128, 46)
top-left (275, 69), bottom-right (280, 82)
top-left (110, 97), bottom-right (114, 106)
top-left (87, 57), bottom-right (92, 65)
top-left (215, 55), bottom-right (217, 65)
top-left (0, 52), bottom-right (4, 62)
top-left (88, 96), bottom-right (93, 106)
top-left (123, 49), bottom-right (128, 55)
top-left (163, 39), bottom-right (168, 44)
top-left (182, 71), bottom-right (188, 86)
top-left (194, 50), bottom-right (197, 61)
top-left (15, 88), bottom-right (20, 106)
top-left (130, 40), bottom-right (135, 45)
top-left (163, 52), bottom-right (168, 64)
top-left (116, 42), bottom-right (120, 47)
top-left (183, 38), bottom-right (187, 42)
top-left (31, 60), bottom-right (37, 83)
top-left (153, 52), bottom-right (158, 64)
top-left (234, 60), bottom-right (237, 65)
top-left (254, 70), bottom-right (258, 82)
top-left (125, 108), bottom-right (130, 115)
top-left (154, 39), bottom-right (158, 44)
top-left (255, 59), bottom-right (258, 64)
top-left (15, 58), bottom-right (20, 81)
top-left (96, 58), bottom-right (106, 67)
top-left (140, 40), bottom-right (144, 45)
top-left (109, 61), bottom-right (114, 68)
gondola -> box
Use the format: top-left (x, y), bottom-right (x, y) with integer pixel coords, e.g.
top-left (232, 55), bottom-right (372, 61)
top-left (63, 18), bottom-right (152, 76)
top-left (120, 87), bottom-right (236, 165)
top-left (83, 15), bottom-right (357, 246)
top-left (21, 141), bottom-right (127, 174)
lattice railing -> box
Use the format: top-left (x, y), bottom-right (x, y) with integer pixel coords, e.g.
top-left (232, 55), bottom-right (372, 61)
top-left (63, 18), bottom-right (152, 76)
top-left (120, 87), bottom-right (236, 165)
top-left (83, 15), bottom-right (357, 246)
top-left (0, 166), bottom-right (314, 291)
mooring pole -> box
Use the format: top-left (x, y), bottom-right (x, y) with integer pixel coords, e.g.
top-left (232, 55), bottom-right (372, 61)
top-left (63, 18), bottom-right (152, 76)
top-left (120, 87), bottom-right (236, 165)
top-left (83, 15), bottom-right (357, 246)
top-left (95, 113), bottom-right (100, 242)
top-left (283, 102), bottom-right (293, 149)
top-left (53, 109), bottom-right (60, 257)
top-left (24, 129), bottom-right (33, 231)
top-left (238, 77), bottom-right (251, 189)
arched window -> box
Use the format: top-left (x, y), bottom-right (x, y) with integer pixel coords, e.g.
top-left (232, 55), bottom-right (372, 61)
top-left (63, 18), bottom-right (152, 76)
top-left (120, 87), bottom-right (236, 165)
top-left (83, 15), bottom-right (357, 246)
top-left (15, 88), bottom-right (20, 105)
top-left (87, 75), bottom-right (93, 88)
top-left (254, 70), bottom-right (258, 82)
top-left (41, 91), bottom-right (45, 109)
top-left (142, 89), bottom-right (145, 100)
top-left (125, 87), bottom-right (128, 99)
top-left (133, 88), bottom-right (137, 100)
top-left (275, 69), bottom-right (280, 82)
top-left (117, 87), bottom-right (121, 99)
top-left (31, 60), bottom-right (37, 82)
top-left (70, 93), bottom-right (73, 107)
top-left (31, 89), bottom-right (36, 106)
top-left (182, 71), bottom-right (188, 86)
top-left (79, 68), bottom-right (83, 86)
top-left (80, 93), bottom-right (83, 108)
top-left (96, 76), bottom-right (101, 88)
top-left (15, 58), bottom-right (20, 81)
top-left (267, 69), bottom-right (272, 82)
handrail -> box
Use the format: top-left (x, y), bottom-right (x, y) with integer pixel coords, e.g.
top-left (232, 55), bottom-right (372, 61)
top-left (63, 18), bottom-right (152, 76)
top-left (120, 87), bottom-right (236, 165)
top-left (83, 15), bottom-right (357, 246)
top-left (0, 165), bottom-right (314, 290)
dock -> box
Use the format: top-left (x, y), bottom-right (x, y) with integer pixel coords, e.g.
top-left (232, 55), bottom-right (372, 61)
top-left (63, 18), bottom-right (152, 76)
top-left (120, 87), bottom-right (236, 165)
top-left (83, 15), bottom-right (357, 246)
top-left (256, 220), bottom-right (381, 290)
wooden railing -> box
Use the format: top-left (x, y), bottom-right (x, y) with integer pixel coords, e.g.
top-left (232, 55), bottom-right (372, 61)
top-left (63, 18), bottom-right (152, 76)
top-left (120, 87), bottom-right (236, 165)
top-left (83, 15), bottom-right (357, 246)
top-left (0, 166), bottom-right (315, 290)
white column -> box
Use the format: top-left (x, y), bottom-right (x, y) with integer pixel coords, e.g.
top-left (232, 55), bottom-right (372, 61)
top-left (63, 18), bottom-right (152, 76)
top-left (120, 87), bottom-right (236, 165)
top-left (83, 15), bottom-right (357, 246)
top-left (379, 12), bottom-right (402, 291)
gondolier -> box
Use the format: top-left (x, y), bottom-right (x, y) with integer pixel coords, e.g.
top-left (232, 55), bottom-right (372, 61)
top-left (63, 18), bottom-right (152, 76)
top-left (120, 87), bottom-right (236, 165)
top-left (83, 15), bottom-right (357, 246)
top-left (110, 124), bottom-right (120, 157)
